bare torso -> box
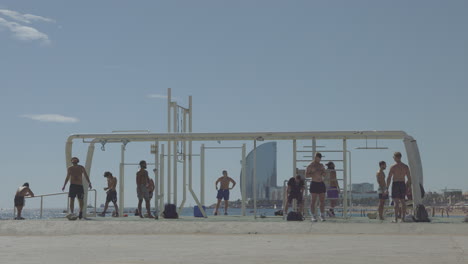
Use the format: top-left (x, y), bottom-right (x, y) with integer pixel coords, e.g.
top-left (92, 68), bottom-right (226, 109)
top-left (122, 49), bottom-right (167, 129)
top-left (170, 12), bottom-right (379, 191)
top-left (68, 165), bottom-right (86, 185)
top-left (389, 162), bottom-right (410, 182)
top-left (329, 170), bottom-right (338, 187)
top-left (136, 169), bottom-right (149, 185)
top-left (107, 177), bottom-right (117, 191)
top-left (217, 176), bottom-right (235, 190)
top-left (15, 186), bottom-right (33, 197)
top-left (376, 170), bottom-right (386, 190)
top-left (306, 161), bottom-right (325, 182)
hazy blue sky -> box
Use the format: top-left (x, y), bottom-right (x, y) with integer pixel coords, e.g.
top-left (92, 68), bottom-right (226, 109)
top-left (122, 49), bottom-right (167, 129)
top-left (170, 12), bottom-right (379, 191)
top-left (1, 0), bottom-right (467, 209)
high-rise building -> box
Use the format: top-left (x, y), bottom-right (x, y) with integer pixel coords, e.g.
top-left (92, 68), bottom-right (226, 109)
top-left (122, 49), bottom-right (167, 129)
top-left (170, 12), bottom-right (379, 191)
top-left (241, 142), bottom-right (277, 200)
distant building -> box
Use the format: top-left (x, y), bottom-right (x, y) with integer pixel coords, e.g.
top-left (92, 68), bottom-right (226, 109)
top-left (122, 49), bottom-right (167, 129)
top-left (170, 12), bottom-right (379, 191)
top-left (240, 142), bottom-right (277, 200)
top-left (352, 183), bottom-right (374, 193)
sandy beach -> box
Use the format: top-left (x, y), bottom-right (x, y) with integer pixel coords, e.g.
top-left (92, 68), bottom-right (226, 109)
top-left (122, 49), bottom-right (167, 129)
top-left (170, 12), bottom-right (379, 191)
top-left (1, 217), bottom-right (467, 264)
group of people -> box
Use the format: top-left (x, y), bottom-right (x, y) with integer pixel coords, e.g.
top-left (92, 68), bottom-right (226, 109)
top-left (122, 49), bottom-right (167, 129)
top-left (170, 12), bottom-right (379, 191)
top-left (283, 151), bottom-right (412, 223)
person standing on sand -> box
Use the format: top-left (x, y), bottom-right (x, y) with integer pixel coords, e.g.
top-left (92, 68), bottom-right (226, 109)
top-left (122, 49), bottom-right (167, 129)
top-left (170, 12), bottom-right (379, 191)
top-left (325, 162), bottom-right (340, 217)
top-left (62, 157), bottom-right (92, 219)
top-left (306, 152), bottom-right (327, 222)
top-left (386, 152), bottom-right (412, 223)
top-left (376, 161), bottom-right (388, 220)
top-left (14, 183), bottom-right (34, 220)
top-left (99, 171), bottom-right (119, 217)
top-left (136, 160), bottom-right (154, 218)
top-left (214, 170), bottom-right (236, 216)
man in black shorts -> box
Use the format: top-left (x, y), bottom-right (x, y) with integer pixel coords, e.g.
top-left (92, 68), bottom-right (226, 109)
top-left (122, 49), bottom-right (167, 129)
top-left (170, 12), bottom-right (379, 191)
top-left (306, 153), bottom-right (327, 222)
top-left (62, 157), bottom-right (92, 219)
top-left (99, 171), bottom-right (119, 217)
top-left (386, 152), bottom-right (412, 223)
top-left (14, 183), bottom-right (34, 220)
top-left (284, 175), bottom-right (305, 215)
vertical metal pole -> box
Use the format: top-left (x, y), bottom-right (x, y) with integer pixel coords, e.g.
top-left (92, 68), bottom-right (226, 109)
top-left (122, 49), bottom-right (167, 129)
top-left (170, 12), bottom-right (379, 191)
top-left (173, 103), bottom-right (178, 205)
top-left (160, 145), bottom-right (165, 211)
top-left (348, 151), bottom-right (353, 216)
top-left (154, 141), bottom-right (159, 213)
top-left (83, 143), bottom-right (95, 218)
top-left (293, 139), bottom-right (297, 177)
top-left (343, 138), bottom-right (348, 218)
top-left (119, 143), bottom-right (125, 217)
top-left (241, 144), bottom-right (246, 216)
top-left (40, 197), bottom-right (43, 219)
top-left (200, 144), bottom-right (205, 205)
top-left (312, 137), bottom-right (317, 158)
top-left (167, 89), bottom-right (172, 204)
top-left (178, 110), bottom-right (187, 214)
top-left (253, 139), bottom-right (257, 218)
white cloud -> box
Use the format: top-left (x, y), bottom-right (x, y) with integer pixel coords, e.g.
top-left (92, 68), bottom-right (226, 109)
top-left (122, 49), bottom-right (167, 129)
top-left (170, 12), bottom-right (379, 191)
top-left (21, 114), bottom-right (79, 123)
top-left (0, 9), bottom-right (54, 44)
top-left (0, 9), bottom-right (55, 24)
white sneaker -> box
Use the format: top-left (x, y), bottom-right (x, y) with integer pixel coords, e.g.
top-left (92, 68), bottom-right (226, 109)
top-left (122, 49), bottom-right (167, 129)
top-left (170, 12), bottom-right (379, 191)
top-left (319, 215), bottom-right (326, 222)
top-left (311, 215), bottom-right (318, 222)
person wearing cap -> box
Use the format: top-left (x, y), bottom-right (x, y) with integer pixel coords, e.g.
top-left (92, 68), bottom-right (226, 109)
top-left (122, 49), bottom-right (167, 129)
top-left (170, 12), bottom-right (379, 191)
top-left (99, 171), bottom-right (119, 217)
top-left (325, 161), bottom-right (340, 217)
top-left (14, 183), bottom-right (34, 220)
top-left (62, 157), bottom-right (93, 220)
top-left (386, 152), bottom-right (412, 223)
top-left (136, 160), bottom-right (154, 218)
top-left (306, 152), bottom-right (327, 222)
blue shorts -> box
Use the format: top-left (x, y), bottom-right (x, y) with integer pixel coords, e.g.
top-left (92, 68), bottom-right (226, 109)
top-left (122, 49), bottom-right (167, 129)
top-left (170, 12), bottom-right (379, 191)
top-left (217, 189), bottom-right (230, 201)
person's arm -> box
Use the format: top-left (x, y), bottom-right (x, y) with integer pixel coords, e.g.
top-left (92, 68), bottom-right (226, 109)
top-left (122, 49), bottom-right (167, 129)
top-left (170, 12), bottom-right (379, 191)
top-left (215, 178), bottom-right (220, 190)
top-left (305, 165), bottom-right (312, 178)
top-left (386, 167), bottom-right (393, 191)
top-left (82, 166), bottom-right (92, 189)
top-left (145, 171), bottom-right (150, 187)
top-left (230, 178), bottom-right (236, 190)
top-left (27, 188), bottom-right (34, 197)
top-left (111, 178), bottom-right (117, 191)
top-left (405, 165), bottom-right (412, 186)
top-left (62, 168), bottom-right (71, 191)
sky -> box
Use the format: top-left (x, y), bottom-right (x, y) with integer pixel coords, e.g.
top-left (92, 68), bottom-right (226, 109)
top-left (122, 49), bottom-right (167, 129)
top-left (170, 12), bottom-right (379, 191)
top-left (0, 0), bottom-right (467, 209)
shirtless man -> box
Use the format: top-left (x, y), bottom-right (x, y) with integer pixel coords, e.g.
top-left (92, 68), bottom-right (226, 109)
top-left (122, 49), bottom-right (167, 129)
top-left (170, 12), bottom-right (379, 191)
top-left (62, 157), bottom-right (92, 219)
top-left (376, 161), bottom-right (388, 220)
top-left (306, 152), bottom-right (326, 222)
top-left (325, 161), bottom-right (340, 217)
top-left (136, 160), bottom-right (154, 218)
top-left (214, 170), bottom-right (236, 216)
top-left (386, 152), bottom-right (412, 223)
top-left (14, 183), bottom-right (34, 220)
top-left (99, 171), bottom-right (119, 217)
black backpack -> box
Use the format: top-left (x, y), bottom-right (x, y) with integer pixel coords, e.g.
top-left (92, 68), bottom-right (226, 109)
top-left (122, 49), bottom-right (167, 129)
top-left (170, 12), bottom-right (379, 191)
top-left (163, 204), bottom-right (179, 219)
top-left (287, 211), bottom-right (304, 221)
top-left (413, 204), bottom-right (430, 222)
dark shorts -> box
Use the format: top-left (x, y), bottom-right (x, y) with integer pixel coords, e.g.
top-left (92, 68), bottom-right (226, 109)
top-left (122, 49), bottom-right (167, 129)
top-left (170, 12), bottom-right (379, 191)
top-left (14, 196), bottom-right (24, 207)
top-left (287, 193), bottom-right (303, 204)
top-left (309, 181), bottom-right (326, 194)
top-left (379, 193), bottom-right (389, 200)
top-left (327, 187), bottom-right (339, 199)
top-left (106, 190), bottom-right (117, 203)
top-left (216, 189), bottom-right (230, 201)
top-left (392, 181), bottom-right (406, 199)
top-left (69, 184), bottom-right (84, 200)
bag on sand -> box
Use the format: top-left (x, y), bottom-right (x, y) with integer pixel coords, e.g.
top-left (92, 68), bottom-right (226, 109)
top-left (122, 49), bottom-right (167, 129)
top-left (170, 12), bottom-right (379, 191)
top-left (163, 204), bottom-right (179, 219)
top-left (413, 204), bottom-right (430, 222)
top-left (287, 211), bottom-right (304, 221)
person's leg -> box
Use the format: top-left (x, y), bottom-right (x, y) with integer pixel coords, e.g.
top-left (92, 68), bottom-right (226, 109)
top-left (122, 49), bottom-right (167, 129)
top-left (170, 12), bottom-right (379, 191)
top-left (310, 193), bottom-right (318, 216)
top-left (70, 198), bottom-right (75, 214)
top-left (78, 198), bottom-right (84, 219)
top-left (319, 193), bottom-right (326, 218)
top-left (401, 199), bottom-right (407, 221)
top-left (393, 199), bottom-right (399, 222)
top-left (378, 199), bottom-right (385, 220)
top-left (112, 201), bottom-right (119, 216)
top-left (145, 198), bottom-right (154, 218)
top-left (102, 201), bottom-right (110, 215)
top-left (214, 199), bottom-right (222, 215)
top-left (224, 200), bottom-right (229, 214)
top-left (138, 199), bottom-right (144, 218)
top-left (17, 206), bottom-right (23, 219)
